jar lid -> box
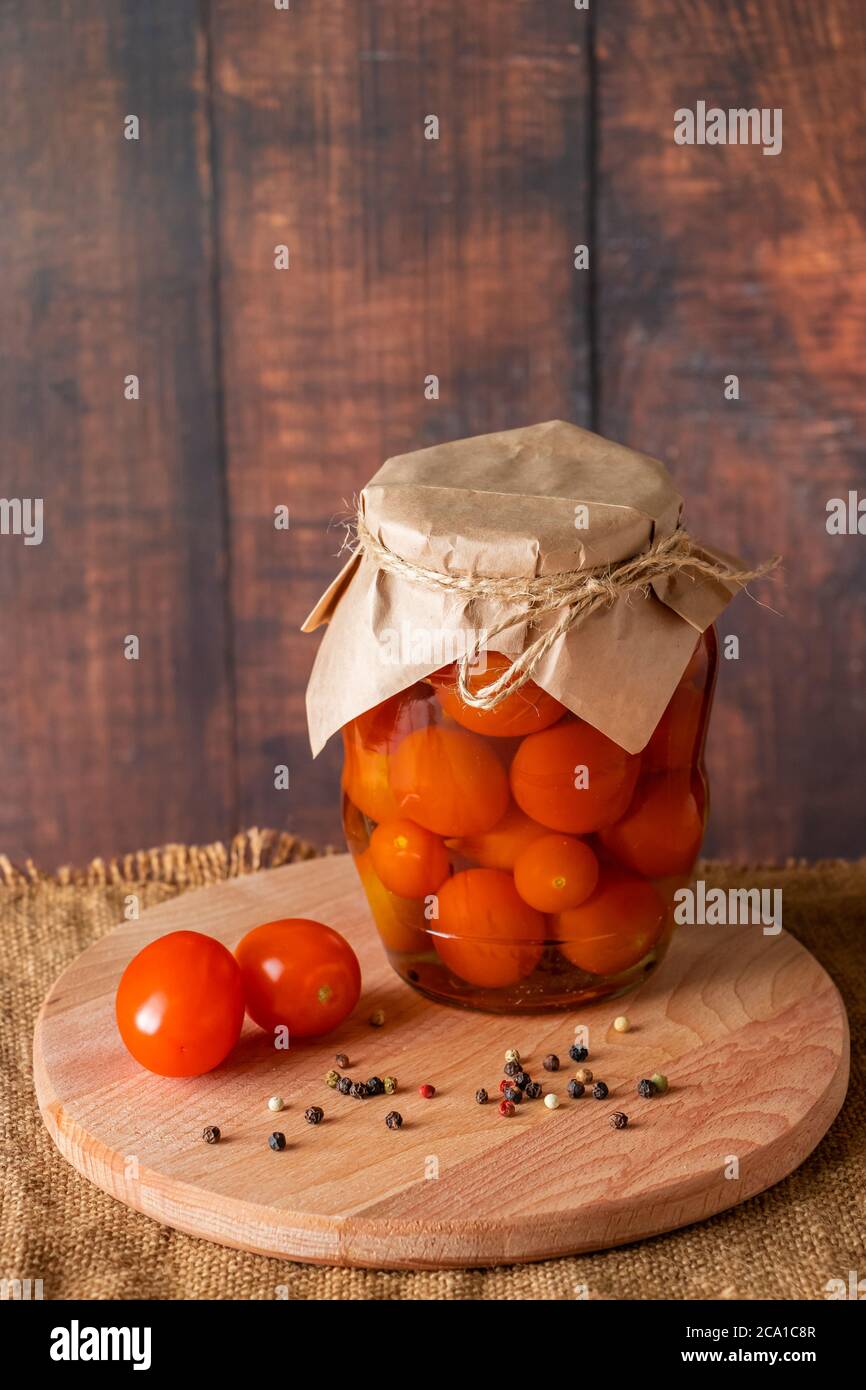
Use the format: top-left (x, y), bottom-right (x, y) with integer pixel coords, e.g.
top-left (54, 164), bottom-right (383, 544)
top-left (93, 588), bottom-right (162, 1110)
top-left (303, 421), bottom-right (747, 756)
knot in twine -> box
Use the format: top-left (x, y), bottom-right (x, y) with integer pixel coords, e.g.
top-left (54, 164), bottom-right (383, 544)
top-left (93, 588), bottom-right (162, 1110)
top-left (352, 512), bottom-right (780, 712)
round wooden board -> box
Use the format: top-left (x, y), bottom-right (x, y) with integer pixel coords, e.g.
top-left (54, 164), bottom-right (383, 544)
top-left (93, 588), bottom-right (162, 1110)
top-left (34, 854), bottom-right (849, 1270)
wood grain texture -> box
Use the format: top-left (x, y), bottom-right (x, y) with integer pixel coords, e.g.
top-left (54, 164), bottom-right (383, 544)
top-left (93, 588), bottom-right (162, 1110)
top-left (596, 0), bottom-right (866, 859)
top-left (208, 0), bottom-right (592, 846)
top-left (0, 1), bottom-right (236, 864)
top-left (34, 854), bottom-right (849, 1269)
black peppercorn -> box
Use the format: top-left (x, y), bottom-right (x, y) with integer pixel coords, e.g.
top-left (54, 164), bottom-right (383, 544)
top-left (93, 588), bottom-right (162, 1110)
top-left (592, 1081), bottom-right (609, 1100)
top-left (569, 1044), bottom-right (588, 1063)
top-left (350, 1081), bottom-right (369, 1099)
top-left (543, 1054), bottom-right (560, 1072)
top-left (610, 1111), bottom-right (628, 1129)
top-left (334, 1053), bottom-right (349, 1069)
top-left (503, 1086), bottom-right (522, 1104)
top-left (567, 1079), bottom-right (585, 1099)
top-left (475, 1088), bottom-right (488, 1104)
top-left (305, 1106), bottom-right (324, 1125)
top-left (637, 1078), bottom-right (657, 1098)
top-left (513, 1070), bottom-right (531, 1091)
top-left (385, 1110), bottom-right (403, 1130)
top-left (366, 1077), bottom-right (384, 1096)
top-left (337, 1076), bottom-right (352, 1095)
top-left (268, 1131), bottom-right (286, 1151)
top-left (202, 1125), bottom-right (220, 1145)
top-left (503, 1059), bottom-right (521, 1078)
top-left (524, 1081), bottom-right (542, 1100)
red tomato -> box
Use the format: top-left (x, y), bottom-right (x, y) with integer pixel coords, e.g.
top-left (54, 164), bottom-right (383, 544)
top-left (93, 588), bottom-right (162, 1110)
top-left (431, 650), bottom-right (565, 737)
top-left (446, 801), bottom-right (548, 870)
top-left (552, 869), bottom-right (666, 976)
top-left (513, 833), bottom-right (599, 913)
top-left (369, 817), bottom-right (450, 898)
top-left (599, 771), bottom-right (704, 877)
top-left (235, 918), bottom-right (361, 1038)
top-left (389, 725), bottom-right (509, 837)
top-left (115, 930), bottom-right (245, 1077)
top-left (433, 867), bottom-right (545, 988)
top-left (354, 848), bottom-right (430, 954)
top-left (510, 718), bottom-right (640, 833)
top-left (643, 684), bottom-right (704, 772)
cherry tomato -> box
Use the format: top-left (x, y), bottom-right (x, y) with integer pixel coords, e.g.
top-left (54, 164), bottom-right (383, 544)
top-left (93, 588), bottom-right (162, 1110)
top-left (513, 833), bottom-right (599, 912)
top-left (599, 771), bottom-right (703, 877)
top-left (115, 930), bottom-right (245, 1077)
top-left (354, 848), bottom-right (430, 954)
top-left (431, 650), bottom-right (565, 737)
top-left (369, 817), bottom-right (450, 898)
top-left (341, 685), bottom-right (433, 823)
top-left (643, 683), bottom-right (704, 772)
top-left (389, 725), bottom-right (509, 837)
top-left (235, 918), bottom-right (361, 1038)
top-left (510, 718), bottom-right (640, 833)
top-left (354, 683), bottom-right (434, 747)
top-left (433, 867), bottom-right (545, 988)
top-left (341, 732), bottom-right (402, 823)
top-left (552, 869), bottom-right (666, 975)
top-left (446, 801), bottom-right (548, 869)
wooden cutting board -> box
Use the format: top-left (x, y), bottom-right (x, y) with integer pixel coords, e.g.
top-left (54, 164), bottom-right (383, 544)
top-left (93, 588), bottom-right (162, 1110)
top-left (34, 854), bottom-right (849, 1270)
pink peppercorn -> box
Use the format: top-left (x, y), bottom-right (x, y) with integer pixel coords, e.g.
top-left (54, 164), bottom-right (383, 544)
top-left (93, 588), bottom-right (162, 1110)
top-left (498, 1078), bottom-right (512, 1095)
top-left (419, 1084), bottom-right (436, 1099)
top-left (499, 1099), bottom-right (516, 1117)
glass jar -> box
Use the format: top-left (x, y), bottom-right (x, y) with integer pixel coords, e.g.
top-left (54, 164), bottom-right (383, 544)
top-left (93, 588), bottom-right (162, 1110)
top-left (342, 627), bottom-right (717, 1013)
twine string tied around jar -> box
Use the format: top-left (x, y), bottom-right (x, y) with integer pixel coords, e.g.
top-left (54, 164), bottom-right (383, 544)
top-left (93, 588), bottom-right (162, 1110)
top-left (351, 512), bottom-right (780, 712)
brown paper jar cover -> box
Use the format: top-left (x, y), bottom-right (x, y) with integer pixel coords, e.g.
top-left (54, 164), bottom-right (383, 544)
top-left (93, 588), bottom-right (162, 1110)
top-left (303, 420), bottom-right (744, 757)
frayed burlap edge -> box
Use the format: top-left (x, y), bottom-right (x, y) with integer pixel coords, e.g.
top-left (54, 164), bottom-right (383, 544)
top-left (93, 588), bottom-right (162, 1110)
top-left (0, 827), bottom-right (326, 891)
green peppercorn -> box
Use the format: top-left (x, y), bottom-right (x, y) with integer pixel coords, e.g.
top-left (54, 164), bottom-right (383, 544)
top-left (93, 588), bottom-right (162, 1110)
top-left (610, 1111), bottom-right (628, 1129)
top-left (592, 1081), bottom-right (609, 1100)
top-left (268, 1131), bottom-right (286, 1151)
top-left (637, 1078), bottom-right (657, 1099)
top-left (569, 1043), bottom-right (588, 1063)
top-left (383, 1075), bottom-right (398, 1095)
top-left (369, 1008), bottom-right (386, 1028)
top-left (325, 1069), bottom-right (340, 1088)
top-left (202, 1125), bottom-right (220, 1145)
top-left (475, 1088), bottom-right (488, 1104)
top-left (543, 1054), bottom-right (560, 1072)
top-left (305, 1106), bottom-right (324, 1125)
top-left (385, 1110), bottom-right (403, 1130)
top-left (567, 1079), bottom-right (585, 1099)
top-left (650, 1072), bottom-right (669, 1095)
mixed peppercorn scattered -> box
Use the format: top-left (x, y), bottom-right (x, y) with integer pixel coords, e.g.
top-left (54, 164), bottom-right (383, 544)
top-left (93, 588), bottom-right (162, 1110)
top-left (204, 1024), bottom-right (672, 1158)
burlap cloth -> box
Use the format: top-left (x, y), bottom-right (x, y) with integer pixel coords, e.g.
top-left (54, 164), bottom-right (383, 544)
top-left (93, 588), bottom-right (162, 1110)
top-left (2, 829), bottom-right (862, 1301)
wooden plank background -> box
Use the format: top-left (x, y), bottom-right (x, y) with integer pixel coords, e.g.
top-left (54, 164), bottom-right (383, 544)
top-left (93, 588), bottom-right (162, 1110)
top-left (0, 0), bottom-right (862, 866)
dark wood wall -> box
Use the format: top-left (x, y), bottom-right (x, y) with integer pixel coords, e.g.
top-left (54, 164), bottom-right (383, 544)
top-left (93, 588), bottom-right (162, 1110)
top-left (1, 0), bottom-right (863, 868)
